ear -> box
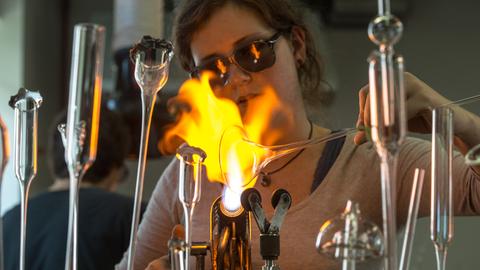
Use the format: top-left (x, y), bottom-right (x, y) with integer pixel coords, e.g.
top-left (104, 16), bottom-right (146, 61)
top-left (290, 25), bottom-right (307, 68)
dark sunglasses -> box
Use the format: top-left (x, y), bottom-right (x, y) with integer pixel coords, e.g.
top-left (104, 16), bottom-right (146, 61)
top-left (191, 32), bottom-right (283, 88)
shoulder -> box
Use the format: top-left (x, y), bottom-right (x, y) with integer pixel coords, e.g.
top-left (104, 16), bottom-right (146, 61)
top-left (149, 157), bottom-right (182, 210)
top-left (337, 133), bottom-right (378, 162)
top-left (400, 135), bottom-right (431, 155)
top-left (154, 157), bottom-right (181, 193)
top-left (160, 157), bottom-right (181, 182)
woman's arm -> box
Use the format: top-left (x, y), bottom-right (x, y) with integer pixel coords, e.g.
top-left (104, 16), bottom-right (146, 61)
top-left (116, 158), bottom-right (183, 270)
top-left (355, 72), bottom-right (480, 173)
top-left (354, 72), bottom-right (480, 221)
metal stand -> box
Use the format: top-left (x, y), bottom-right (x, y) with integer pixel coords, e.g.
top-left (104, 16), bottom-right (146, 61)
top-left (241, 188), bottom-right (292, 270)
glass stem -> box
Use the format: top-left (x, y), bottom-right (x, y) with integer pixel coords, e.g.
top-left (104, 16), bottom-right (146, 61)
top-left (342, 259), bottom-right (355, 270)
top-left (430, 107), bottom-right (453, 269)
top-left (435, 246), bottom-right (447, 270)
top-left (380, 151), bottom-right (398, 270)
top-left (183, 205), bottom-right (193, 246)
top-left (182, 204), bottom-right (193, 270)
top-left (378, 0), bottom-right (391, 15)
top-left (19, 182), bottom-right (30, 270)
top-left (127, 93), bottom-right (156, 270)
top-left (65, 171), bottom-right (81, 270)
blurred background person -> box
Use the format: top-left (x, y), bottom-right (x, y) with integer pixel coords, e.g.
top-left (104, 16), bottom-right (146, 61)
top-left (3, 106), bottom-right (145, 270)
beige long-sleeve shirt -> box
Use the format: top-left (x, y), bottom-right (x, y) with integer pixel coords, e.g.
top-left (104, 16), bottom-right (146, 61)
top-left (116, 134), bottom-right (480, 269)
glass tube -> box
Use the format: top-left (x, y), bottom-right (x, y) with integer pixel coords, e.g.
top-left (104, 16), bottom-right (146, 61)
top-left (0, 115), bottom-right (9, 270)
top-left (9, 88), bottom-right (43, 270)
top-left (62, 23), bottom-right (105, 270)
top-left (126, 36), bottom-right (173, 270)
top-left (430, 107), bottom-right (454, 270)
top-left (176, 145), bottom-right (206, 270)
top-left (366, 0), bottom-right (405, 265)
top-left (441, 94), bottom-right (480, 108)
top-left (219, 126), bottom-right (356, 189)
top-left (368, 50), bottom-right (405, 270)
top-left (399, 168), bottom-right (425, 270)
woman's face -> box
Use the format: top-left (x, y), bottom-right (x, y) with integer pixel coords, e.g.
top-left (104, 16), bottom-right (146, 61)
top-left (190, 2), bottom-right (306, 124)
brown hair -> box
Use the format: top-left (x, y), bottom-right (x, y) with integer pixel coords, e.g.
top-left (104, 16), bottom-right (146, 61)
top-left (173, 0), bottom-right (333, 105)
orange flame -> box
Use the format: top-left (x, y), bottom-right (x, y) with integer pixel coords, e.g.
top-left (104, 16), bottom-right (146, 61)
top-left (160, 73), bottom-right (284, 204)
top-left (249, 44), bottom-right (261, 62)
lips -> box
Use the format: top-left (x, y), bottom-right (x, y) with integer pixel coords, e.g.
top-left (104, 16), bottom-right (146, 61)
top-left (237, 94), bottom-right (259, 104)
top-left (236, 94), bottom-right (258, 117)
top-left (237, 97), bottom-right (248, 106)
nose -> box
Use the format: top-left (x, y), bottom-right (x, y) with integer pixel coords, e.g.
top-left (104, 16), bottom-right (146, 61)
top-left (220, 63), bottom-right (251, 101)
top-left (227, 61), bottom-right (251, 86)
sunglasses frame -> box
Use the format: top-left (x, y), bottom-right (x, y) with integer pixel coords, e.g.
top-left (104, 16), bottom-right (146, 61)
top-left (190, 32), bottom-right (283, 85)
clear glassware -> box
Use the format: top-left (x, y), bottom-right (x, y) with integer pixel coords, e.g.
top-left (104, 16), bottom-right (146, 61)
top-left (316, 200), bottom-right (384, 270)
top-left (399, 168), bottom-right (425, 270)
top-left (176, 145), bottom-right (206, 270)
top-left (126, 36), bottom-right (173, 270)
top-left (219, 126), bottom-right (356, 189)
top-left (430, 107), bottom-right (454, 270)
top-left (0, 114), bottom-right (9, 270)
top-left (59, 23), bottom-right (105, 270)
top-left (8, 88), bottom-right (43, 270)
top-left (367, 1), bottom-right (406, 267)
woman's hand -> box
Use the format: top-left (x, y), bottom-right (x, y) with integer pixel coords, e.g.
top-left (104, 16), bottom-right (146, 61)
top-left (354, 72), bottom-right (451, 145)
top-left (145, 256), bottom-right (170, 270)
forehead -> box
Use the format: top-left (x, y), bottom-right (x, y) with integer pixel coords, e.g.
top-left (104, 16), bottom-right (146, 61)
top-left (190, 3), bottom-right (271, 63)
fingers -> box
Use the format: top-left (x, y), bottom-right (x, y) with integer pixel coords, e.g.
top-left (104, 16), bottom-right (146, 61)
top-left (145, 256), bottom-right (170, 270)
top-left (363, 89), bottom-right (371, 131)
top-left (171, 224), bottom-right (185, 241)
top-left (354, 72), bottom-right (450, 142)
top-left (355, 86), bottom-right (369, 145)
top-left (356, 87), bottom-right (367, 128)
top-left (354, 131), bottom-right (366, 145)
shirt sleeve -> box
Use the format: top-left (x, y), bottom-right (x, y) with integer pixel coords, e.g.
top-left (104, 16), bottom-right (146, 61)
top-left (116, 158), bottom-right (183, 270)
top-left (395, 137), bottom-right (480, 224)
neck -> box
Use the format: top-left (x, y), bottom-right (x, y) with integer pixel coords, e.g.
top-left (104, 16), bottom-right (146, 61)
top-left (277, 117), bottom-right (321, 144)
top-left (272, 101), bottom-right (318, 144)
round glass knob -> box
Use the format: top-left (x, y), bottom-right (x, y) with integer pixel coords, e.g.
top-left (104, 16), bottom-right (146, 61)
top-left (368, 15), bottom-right (403, 47)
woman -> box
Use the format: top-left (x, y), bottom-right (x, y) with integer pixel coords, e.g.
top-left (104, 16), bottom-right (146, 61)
top-left (116, 0), bottom-right (480, 269)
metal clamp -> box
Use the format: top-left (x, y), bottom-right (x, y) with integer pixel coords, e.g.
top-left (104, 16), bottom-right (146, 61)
top-left (241, 188), bottom-right (292, 270)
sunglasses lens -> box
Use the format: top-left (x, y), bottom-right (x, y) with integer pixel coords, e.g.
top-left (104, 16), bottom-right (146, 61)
top-left (235, 41), bottom-right (275, 72)
top-left (194, 58), bottom-right (230, 87)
